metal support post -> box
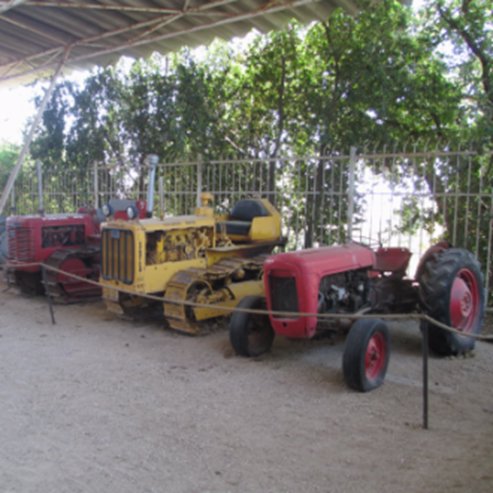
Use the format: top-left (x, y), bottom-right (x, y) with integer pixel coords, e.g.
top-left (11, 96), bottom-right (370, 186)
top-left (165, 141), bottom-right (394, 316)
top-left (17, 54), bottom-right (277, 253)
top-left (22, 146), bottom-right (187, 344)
top-left (422, 322), bottom-right (429, 430)
top-left (42, 266), bottom-right (56, 325)
top-left (0, 49), bottom-right (69, 216)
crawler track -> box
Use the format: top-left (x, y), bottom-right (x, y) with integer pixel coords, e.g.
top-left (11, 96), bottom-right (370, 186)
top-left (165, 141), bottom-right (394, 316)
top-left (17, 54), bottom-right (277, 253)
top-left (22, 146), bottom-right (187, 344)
top-left (164, 254), bottom-right (269, 335)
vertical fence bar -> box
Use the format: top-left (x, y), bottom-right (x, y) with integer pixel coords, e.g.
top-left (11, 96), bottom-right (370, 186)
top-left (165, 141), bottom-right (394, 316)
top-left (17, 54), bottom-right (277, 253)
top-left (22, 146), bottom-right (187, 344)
top-left (36, 160), bottom-right (44, 215)
top-left (196, 157), bottom-right (202, 208)
top-left (93, 161), bottom-right (99, 208)
top-left (347, 147), bottom-right (357, 241)
top-left (452, 153), bottom-right (459, 245)
top-left (486, 199), bottom-right (493, 306)
top-left (5, 150), bottom-right (492, 306)
top-left (474, 161), bottom-right (483, 257)
top-left (464, 155), bottom-right (472, 249)
top-left (158, 175), bottom-right (163, 217)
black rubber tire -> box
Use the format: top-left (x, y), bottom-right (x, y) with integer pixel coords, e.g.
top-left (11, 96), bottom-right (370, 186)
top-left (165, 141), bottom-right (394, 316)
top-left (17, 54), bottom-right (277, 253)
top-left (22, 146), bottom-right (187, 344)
top-left (342, 319), bottom-right (390, 392)
top-left (418, 248), bottom-right (484, 356)
top-left (229, 295), bottom-right (274, 357)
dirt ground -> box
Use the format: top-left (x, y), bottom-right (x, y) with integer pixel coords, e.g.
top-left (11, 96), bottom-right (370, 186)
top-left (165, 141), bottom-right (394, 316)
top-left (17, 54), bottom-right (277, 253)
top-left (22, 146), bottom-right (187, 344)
top-left (0, 279), bottom-right (492, 493)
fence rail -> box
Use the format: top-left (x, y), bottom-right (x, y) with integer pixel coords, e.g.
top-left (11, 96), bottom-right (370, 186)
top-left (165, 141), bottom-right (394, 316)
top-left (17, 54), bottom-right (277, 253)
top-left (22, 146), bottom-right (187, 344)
top-left (4, 146), bottom-right (493, 306)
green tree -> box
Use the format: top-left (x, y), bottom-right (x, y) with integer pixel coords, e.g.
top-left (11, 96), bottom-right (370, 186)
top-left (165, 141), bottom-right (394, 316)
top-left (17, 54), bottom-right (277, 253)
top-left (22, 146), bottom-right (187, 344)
top-left (0, 142), bottom-right (19, 190)
top-left (25, 0), bottom-right (490, 251)
top-left (421, 0), bottom-right (492, 144)
top-left (295, 1), bottom-right (462, 246)
top-left (399, 1), bottom-right (493, 270)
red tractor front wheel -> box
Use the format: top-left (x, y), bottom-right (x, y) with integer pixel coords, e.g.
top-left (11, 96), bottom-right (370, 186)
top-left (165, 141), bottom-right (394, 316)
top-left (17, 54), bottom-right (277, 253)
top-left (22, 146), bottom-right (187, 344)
top-left (343, 319), bottom-right (390, 392)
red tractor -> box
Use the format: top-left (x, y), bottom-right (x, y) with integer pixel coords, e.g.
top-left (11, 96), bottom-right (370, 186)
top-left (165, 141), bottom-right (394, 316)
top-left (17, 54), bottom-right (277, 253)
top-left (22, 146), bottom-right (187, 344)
top-left (229, 242), bottom-right (484, 392)
top-left (6, 199), bottom-right (147, 301)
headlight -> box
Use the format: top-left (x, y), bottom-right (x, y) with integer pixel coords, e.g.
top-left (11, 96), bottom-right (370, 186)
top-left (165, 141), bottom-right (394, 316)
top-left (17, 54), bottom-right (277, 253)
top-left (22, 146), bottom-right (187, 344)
top-left (126, 206), bottom-right (137, 220)
top-left (102, 204), bottom-right (112, 217)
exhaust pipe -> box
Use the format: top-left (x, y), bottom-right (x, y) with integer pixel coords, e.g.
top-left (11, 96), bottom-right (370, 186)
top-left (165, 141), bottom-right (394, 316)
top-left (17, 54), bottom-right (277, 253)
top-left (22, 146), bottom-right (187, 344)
top-left (146, 154), bottom-right (159, 218)
top-left (36, 160), bottom-right (44, 216)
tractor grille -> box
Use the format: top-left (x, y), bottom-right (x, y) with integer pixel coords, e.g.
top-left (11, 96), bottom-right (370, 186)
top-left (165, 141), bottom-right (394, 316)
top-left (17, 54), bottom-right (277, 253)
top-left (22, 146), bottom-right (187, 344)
top-left (101, 229), bottom-right (134, 284)
top-left (8, 225), bottom-right (34, 262)
top-left (269, 275), bottom-right (298, 317)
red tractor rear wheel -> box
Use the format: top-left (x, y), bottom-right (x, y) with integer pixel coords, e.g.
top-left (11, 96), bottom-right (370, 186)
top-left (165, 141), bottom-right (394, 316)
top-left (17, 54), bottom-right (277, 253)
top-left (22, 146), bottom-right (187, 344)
top-left (418, 248), bottom-right (484, 356)
top-left (343, 319), bottom-right (390, 392)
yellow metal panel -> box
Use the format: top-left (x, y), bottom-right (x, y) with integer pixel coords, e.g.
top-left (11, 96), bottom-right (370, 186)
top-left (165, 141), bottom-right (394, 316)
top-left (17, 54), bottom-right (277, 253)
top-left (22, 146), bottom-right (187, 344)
top-left (249, 216), bottom-right (281, 241)
top-left (193, 279), bottom-right (264, 321)
top-left (143, 258), bottom-right (207, 293)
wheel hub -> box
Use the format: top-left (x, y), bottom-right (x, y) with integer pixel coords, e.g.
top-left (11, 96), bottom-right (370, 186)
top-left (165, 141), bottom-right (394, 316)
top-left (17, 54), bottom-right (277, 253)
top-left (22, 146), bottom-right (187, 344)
top-left (365, 333), bottom-right (386, 380)
top-left (450, 271), bottom-right (478, 331)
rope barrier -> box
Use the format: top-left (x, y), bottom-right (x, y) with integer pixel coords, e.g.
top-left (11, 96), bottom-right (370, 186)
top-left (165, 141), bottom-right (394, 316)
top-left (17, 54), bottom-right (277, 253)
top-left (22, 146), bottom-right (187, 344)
top-left (6, 260), bottom-right (485, 343)
top-left (3, 259), bottom-right (493, 341)
top-left (4, 259), bottom-right (493, 431)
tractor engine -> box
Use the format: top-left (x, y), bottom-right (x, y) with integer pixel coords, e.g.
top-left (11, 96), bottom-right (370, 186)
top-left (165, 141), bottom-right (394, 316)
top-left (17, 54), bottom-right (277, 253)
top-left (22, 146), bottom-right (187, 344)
top-left (6, 213), bottom-right (99, 295)
top-left (317, 270), bottom-right (370, 314)
top-left (7, 213), bottom-right (98, 268)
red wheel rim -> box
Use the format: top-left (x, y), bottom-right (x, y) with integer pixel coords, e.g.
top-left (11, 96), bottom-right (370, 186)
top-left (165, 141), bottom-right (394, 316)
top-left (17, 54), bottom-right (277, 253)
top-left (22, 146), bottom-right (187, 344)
top-left (449, 268), bottom-right (481, 333)
top-left (365, 331), bottom-right (386, 381)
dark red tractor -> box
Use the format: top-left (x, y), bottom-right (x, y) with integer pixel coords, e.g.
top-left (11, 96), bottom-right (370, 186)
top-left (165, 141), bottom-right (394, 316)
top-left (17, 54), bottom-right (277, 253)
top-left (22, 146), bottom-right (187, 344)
top-left (6, 199), bottom-right (147, 301)
top-left (229, 242), bottom-right (484, 391)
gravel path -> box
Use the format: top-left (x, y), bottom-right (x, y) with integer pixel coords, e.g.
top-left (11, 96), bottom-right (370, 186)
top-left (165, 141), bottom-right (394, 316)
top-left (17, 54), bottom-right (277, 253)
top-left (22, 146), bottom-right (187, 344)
top-left (0, 282), bottom-right (492, 493)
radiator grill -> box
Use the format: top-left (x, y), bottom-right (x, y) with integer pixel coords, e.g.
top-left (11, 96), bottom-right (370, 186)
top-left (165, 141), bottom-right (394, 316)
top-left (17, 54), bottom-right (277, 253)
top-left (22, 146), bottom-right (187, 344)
top-left (269, 275), bottom-right (298, 316)
top-left (101, 229), bottom-right (134, 284)
top-left (8, 225), bottom-right (34, 262)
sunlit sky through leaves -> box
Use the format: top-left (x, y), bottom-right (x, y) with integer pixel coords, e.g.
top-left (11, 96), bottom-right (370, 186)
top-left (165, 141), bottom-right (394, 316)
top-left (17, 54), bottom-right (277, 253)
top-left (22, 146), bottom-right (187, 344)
top-left (0, 0), bottom-right (436, 146)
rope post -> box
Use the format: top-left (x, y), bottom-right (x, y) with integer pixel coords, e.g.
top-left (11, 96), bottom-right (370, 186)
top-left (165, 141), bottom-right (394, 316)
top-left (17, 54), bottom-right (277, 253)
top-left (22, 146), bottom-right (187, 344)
top-left (42, 266), bottom-right (56, 325)
top-left (422, 322), bottom-right (429, 430)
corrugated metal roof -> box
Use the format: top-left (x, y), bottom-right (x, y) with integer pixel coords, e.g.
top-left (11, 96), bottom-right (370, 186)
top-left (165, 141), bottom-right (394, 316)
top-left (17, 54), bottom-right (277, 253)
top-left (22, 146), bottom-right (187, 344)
top-left (0, 0), bottom-right (360, 87)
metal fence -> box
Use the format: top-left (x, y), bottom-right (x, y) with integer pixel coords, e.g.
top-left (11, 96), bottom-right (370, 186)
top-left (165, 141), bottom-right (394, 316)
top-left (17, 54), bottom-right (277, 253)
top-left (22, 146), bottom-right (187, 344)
top-left (5, 146), bottom-right (493, 305)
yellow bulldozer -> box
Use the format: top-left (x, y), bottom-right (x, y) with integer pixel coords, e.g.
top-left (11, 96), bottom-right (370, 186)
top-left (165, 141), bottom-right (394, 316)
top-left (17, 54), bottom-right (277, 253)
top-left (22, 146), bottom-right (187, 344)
top-left (100, 157), bottom-right (284, 334)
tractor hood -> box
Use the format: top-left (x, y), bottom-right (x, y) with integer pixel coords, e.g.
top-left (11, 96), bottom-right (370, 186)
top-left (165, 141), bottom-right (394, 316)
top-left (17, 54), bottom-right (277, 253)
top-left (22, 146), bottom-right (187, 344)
top-left (265, 243), bottom-right (376, 277)
top-left (264, 243), bottom-right (375, 339)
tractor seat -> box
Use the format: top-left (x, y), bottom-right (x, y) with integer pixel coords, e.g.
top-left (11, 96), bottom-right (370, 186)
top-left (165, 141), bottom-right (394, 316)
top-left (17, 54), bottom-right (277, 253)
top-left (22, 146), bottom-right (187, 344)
top-left (219, 199), bottom-right (270, 237)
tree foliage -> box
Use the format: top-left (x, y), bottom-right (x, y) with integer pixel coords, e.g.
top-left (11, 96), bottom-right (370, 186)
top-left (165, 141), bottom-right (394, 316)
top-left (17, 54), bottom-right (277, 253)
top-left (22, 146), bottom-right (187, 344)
top-left (421, 0), bottom-right (492, 144)
top-left (24, 0), bottom-right (492, 248)
top-left (0, 142), bottom-right (20, 207)
top-left (407, 0), bottom-right (493, 264)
